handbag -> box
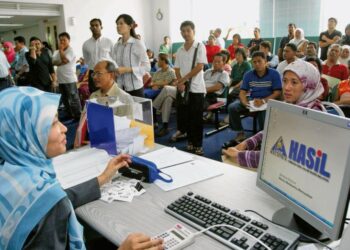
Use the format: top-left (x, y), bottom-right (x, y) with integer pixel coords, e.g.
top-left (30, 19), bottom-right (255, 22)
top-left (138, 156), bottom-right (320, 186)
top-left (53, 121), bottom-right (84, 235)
top-left (176, 43), bottom-right (200, 106)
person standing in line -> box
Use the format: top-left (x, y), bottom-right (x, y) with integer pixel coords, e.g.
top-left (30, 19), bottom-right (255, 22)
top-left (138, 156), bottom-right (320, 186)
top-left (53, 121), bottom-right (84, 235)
top-left (278, 23), bottom-right (296, 62)
top-left (52, 32), bottom-right (81, 120)
top-left (112, 14), bottom-right (150, 97)
top-left (319, 17), bottom-right (342, 61)
top-left (82, 18), bottom-right (114, 94)
top-left (171, 20), bottom-right (207, 156)
top-left (25, 36), bottom-right (57, 92)
top-left (14, 36), bottom-right (29, 86)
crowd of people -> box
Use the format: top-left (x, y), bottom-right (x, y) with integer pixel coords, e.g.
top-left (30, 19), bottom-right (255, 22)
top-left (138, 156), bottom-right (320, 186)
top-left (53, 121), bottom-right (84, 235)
top-left (1, 13), bottom-right (350, 249)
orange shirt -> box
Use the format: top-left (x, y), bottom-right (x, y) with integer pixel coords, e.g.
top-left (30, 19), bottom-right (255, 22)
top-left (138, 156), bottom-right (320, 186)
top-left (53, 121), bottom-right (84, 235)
top-left (338, 79), bottom-right (350, 97)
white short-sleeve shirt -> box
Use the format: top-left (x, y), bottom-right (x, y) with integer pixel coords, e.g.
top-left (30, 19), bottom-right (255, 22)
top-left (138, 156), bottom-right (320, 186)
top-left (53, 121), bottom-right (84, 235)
top-left (204, 69), bottom-right (230, 95)
top-left (174, 41), bottom-right (207, 93)
top-left (82, 36), bottom-right (114, 70)
top-left (53, 46), bottom-right (77, 83)
top-left (0, 50), bottom-right (10, 78)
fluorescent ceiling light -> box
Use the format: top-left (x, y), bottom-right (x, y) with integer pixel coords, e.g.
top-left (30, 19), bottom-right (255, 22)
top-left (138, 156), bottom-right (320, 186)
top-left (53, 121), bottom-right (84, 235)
top-left (0, 24), bottom-right (23, 27)
top-left (0, 16), bottom-right (13, 19)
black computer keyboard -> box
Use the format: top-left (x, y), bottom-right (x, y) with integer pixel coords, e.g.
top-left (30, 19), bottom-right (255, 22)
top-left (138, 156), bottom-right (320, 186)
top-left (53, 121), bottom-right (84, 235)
top-left (165, 192), bottom-right (300, 250)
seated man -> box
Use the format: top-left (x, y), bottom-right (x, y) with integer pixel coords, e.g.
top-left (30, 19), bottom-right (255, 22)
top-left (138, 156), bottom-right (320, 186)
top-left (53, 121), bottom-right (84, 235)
top-left (224, 51), bottom-right (282, 146)
top-left (277, 43), bottom-right (298, 76)
top-left (322, 43), bottom-right (349, 81)
top-left (203, 53), bottom-right (230, 121)
top-left (144, 53), bottom-right (176, 99)
top-left (74, 60), bottom-right (134, 147)
top-left (259, 41), bottom-right (279, 68)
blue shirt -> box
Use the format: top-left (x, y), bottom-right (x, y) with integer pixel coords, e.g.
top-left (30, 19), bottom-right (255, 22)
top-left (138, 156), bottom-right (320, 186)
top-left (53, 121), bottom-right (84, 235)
top-left (241, 67), bottom-right (282, 99)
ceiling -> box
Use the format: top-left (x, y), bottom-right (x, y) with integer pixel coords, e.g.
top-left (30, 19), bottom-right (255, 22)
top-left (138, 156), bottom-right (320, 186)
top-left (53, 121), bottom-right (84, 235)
top-left (0, 2), bottom-right (61, 33)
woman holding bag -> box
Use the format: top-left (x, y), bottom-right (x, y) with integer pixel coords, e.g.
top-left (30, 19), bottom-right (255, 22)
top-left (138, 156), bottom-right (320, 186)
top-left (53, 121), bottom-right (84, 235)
top-left (171, 21), bottom-right (207, 155)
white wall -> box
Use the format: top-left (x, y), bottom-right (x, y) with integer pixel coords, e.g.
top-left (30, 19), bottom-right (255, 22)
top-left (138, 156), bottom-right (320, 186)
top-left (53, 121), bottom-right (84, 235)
top-left (0, 25), bottom-right (41, 43)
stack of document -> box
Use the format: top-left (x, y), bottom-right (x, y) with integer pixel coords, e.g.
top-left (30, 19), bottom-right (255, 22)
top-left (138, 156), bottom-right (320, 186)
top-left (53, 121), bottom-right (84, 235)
top-left (248, 100), bottom-right (267, 112)
top-left (53, 147), bottom-right (111, 189)
top-left (140, 147), bottom-right (224, 191)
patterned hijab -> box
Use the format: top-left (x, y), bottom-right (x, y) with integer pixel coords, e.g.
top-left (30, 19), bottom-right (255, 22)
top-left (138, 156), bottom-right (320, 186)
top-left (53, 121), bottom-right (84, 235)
top-left (0, 87), bottom-right (85, 249)
top-left (283, 59), bottom-right (324, 110)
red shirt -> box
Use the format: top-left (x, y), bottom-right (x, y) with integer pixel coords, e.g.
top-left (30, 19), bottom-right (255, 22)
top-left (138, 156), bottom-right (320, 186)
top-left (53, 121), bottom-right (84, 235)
top-left (227, 43), bottom-right (245, 60)
top-left (322, 63), bottom-right (349, 80)
top-left (205, 44), bottom-right (221, 63)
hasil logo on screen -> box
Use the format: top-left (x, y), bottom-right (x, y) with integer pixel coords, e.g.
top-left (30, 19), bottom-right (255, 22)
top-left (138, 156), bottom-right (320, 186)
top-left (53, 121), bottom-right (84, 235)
top-left (270, 136), bottom-right (331, 181)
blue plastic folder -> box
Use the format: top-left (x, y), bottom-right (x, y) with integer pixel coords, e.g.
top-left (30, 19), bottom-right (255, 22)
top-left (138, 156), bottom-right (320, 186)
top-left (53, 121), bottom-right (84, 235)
top-left (87, 102), bottom-right (117, 155)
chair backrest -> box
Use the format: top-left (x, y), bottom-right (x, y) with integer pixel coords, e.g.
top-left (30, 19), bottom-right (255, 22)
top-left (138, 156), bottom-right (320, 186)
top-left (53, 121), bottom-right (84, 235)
top-left (321, 101), bottom-right (345, 117)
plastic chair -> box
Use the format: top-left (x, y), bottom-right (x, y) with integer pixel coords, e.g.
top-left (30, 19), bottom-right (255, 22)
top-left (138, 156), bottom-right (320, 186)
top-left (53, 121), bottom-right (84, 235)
top-left (322, 101), bottom-right (345, 117)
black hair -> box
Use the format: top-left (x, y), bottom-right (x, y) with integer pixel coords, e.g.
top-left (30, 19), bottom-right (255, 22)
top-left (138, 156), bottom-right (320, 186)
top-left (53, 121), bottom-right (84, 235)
top-left (260, 41), bottom-right (271, 51)
top-left (345, 24), bottom-right (350, 33)
top-left (158, 53), bottom-right (170, 65)
top-left (251, 51), bottom-right (266, 60)
top-left (328, 17), bottom-right (337, 24)
top-left (305, 56), bottom-right (322, 73)
top-left (220, 50), bottom-right (230, 64)
top-left (14, 36), bottom-right (25, 45)
top-left (116, 14), bottom-right (138, 39)
top-left (58, 32), bottom-right (70, 40)
top-left (307, 41), bottom-right (318, 50)
top-left (30, 36), bottom-right (41, 43)
top-left (180, 20), bottom-right (195, 31)
top-left (285, 43), bottom-right (297, 52)
top-left (90, 18), bottom-right (102, 26)
top-left (232, 33), bottom-right (241, 43)
top-left (235, 47), bottom-right (247, 60)
top-left (98, 60), bottom-right (117, 73)
top-left (288, 23), bottom-right (296, 28)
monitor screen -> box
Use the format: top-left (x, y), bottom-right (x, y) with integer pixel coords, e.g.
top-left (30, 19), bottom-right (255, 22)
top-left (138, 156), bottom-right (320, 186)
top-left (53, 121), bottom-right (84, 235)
top-left (257, 100), bottom-right (350, 240)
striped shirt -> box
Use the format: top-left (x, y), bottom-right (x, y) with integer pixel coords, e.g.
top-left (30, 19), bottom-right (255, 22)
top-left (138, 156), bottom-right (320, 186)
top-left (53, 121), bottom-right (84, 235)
top-left (241, 68), bottom-right (282, 99)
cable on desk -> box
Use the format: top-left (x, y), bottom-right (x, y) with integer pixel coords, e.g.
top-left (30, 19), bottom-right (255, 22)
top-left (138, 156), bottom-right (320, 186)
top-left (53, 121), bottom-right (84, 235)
top-left (193, 224), bottom-right (272, 250)
top-left (244, 210), bottom-right (333, 250)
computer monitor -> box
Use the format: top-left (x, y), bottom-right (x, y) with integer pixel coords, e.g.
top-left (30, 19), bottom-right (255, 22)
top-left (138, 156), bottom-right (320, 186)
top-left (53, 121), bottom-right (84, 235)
top-left (256, 100), bottom-right (350, 240)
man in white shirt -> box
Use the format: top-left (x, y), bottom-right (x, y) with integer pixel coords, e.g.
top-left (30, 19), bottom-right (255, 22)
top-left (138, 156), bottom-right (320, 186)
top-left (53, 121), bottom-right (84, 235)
top-left (53, 32), bottom-right (81, 120)
top-left (82, 18), bottom-right (114, 93)
top-left (0, 50), bottom-right (11, 92)
top-left (213, 28), bottom-right (226, 49)
top-left (172, 20), bottom-right (207, 155)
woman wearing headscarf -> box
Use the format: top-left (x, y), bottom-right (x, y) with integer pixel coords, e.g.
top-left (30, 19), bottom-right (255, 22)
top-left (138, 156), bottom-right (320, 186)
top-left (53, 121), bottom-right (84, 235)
top-left (339, 45), bottom-right (350, 66)
top-left (112, 14), bottom-right (150, 97)
top-left (289, 28), bottom-right (308, 58)
top-left (222, 60), bottom-right (324, 168)
top-left (2, 41), bottom-right (16, 77)
top-left (0, 87), bottom-right (163, 249)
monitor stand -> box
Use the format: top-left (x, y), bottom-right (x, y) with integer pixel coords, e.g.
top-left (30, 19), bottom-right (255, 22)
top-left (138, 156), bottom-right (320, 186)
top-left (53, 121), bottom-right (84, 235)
top-left (272, 207), bottom-right (328, 241)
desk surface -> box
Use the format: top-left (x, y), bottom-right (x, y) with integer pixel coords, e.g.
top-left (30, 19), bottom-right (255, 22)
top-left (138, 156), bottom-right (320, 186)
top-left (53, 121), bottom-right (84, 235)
top-left (76, 150), bottom-right (286, 249)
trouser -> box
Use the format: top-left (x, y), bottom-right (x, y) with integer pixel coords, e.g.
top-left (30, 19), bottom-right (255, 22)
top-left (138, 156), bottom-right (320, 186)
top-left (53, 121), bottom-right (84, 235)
top-left (59, 82), bottom-right (82, 120)
top-left (0, 76), bottom-right (12, 92)
top-left (126, 87), bottom-right (144, 98)
top-left (176, 92), bottom-right (204, 147)
top-left (153, 86), bottom-right (176, 123)
top-left (88, 70), bottom-right (99, 94)
top-left (228, 99), bottom-right (266, 132)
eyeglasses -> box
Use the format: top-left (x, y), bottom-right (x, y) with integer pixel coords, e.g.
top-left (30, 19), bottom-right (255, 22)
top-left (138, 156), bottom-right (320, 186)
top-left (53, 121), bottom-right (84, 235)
top-left (91, 71), bottom-right (109, 78)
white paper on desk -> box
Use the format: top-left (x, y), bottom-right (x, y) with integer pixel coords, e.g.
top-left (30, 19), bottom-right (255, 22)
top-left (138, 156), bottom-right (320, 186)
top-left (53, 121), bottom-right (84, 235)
top-left (140, 147), bottom-right (194, 169)
top-left (53, 147), bottom-right (112, 189)
top-left (154, 160), bottom-right (224, 191)
top-left (249, 100), bottom-right (267, 112)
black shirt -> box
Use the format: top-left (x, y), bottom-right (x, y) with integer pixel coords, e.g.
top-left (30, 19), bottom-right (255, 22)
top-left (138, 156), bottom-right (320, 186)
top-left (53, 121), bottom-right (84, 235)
top-left (319, 29), bottom-right (342, 61)
top-left (25, 48), bottom-right (55, 91)
top-left (23, 178), bottom-right (101, 250)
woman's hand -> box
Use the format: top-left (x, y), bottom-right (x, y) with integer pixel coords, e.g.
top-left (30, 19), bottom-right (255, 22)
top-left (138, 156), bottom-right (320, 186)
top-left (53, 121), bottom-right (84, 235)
top-left (97, 154), bottom-right (131, 186)
top-left (118, 233), bottom-right (163, 250)
top-left (222, 147), bottom-right (240, 164)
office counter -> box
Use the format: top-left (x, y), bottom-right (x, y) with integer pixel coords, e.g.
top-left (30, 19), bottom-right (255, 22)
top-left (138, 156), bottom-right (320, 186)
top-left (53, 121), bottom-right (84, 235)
top-left (76, 154), bottom-right (285, 249)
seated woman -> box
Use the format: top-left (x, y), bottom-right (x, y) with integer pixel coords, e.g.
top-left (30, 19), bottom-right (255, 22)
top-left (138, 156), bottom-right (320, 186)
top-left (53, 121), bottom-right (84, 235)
top-left (0, 87), bottom-right (163, 249)
top-left (222, 59), bottom-right (324, 168)
top-left (289, 28), bottom-right (308, 58)
top-left (339, 45), bottom-right (350, 66)
top-left (205, 35), bottom-right (221, 68)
